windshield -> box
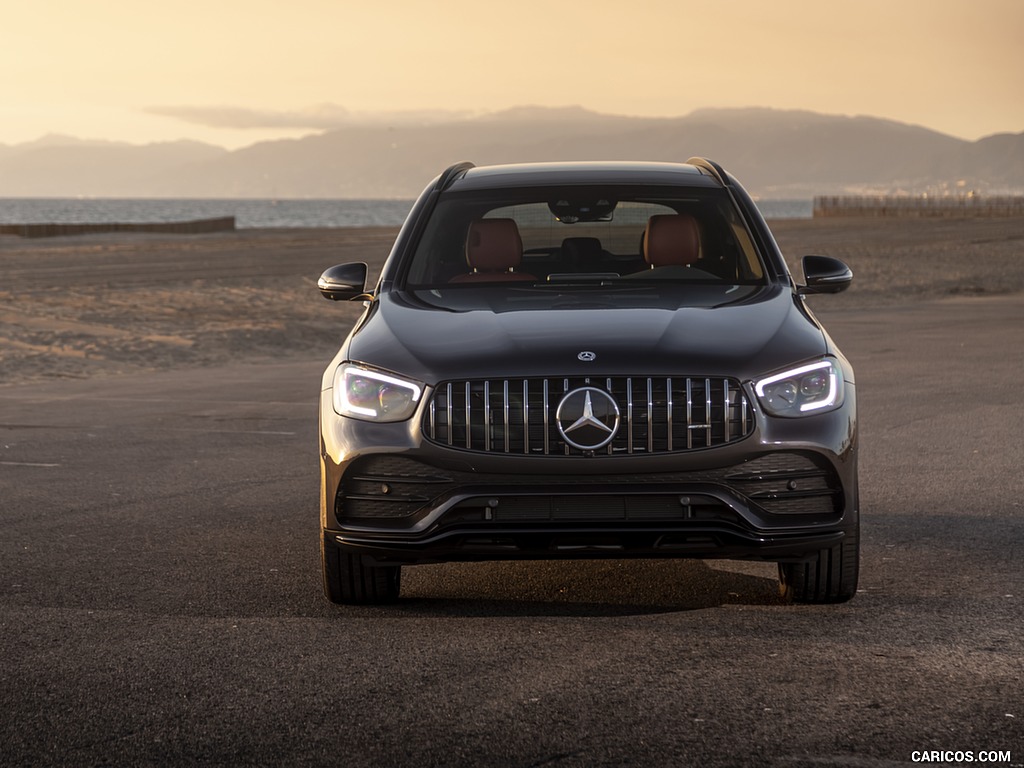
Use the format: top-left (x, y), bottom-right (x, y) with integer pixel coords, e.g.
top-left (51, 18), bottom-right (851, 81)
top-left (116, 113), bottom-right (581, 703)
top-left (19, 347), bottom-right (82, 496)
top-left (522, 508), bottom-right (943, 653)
top-left (402, 185), bottom-right (767, 310)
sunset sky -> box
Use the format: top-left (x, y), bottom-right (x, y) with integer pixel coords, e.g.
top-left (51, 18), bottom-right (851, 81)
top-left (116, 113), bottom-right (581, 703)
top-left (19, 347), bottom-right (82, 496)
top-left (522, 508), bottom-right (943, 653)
top-left (2, 0), bottom-right (1021, 149)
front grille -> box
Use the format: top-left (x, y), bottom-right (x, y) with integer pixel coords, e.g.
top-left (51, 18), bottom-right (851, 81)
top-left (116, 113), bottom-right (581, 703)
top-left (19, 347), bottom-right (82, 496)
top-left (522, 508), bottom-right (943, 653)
top-left (423, 376), bottom-right (753, 456)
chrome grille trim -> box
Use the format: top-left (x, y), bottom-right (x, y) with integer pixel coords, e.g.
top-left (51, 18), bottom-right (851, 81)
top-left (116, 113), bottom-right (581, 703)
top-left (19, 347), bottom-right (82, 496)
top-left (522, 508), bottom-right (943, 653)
top-left (646, 378), bottom-right (654, 454)
top-left (686, 378), bottom-right (693, 450)
top-left (626, 378), bottom-right (634, 454)
top-left (522, 380), bottom-right (530, 455)
top-left (484, 380), bottom-right (491, 451)
top-left (424, 376), bottom-right (754, 456)
top-left (606, 378), bottom-right (614, 456)
top-left (446, 383), bottom-right (453, 446)
top-left (723, 379), bottom-right (730, 443)
top-left (464, 381), bottom-right (472, 450)
top-left (666, 378), bottom-right (673, 452)
top-left (704, 378), bottom-right (713, 447)
top-left (542, 379), bottom-right (550, 455)
top-left (503, 379), bottom-right (510, 453)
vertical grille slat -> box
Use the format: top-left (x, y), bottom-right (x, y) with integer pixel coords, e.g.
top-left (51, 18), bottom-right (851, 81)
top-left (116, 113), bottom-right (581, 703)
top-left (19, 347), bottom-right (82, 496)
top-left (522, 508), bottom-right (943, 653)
top-left (465, 381), bottom-right (472, 450)
top-left (484, 380), bottom-right (492, 451)
top-left (723, 379), bottom-right (730, 443)
top-left (426, 376), bottom-right (754, 456)
top-left (643, 380), bottom-right (651, 456)
top-left (523, 380), bottom-right (530, 455)
top-left (685, 378), bottom-right (693, 450)
top-left (446, 383), bottom-right (454, 447)
top-left (503, 380), bottom-right (510, 453)
top-left (663, 376), bottom-right (671, 454)
top-left (705, 378), bottom-right (713, 448)
top-left (542, 379), bottom-right (550, 455)
top-left (563, 378), bottom-right (571, 456)
top-left (626, 378), bottom-right (634, 454)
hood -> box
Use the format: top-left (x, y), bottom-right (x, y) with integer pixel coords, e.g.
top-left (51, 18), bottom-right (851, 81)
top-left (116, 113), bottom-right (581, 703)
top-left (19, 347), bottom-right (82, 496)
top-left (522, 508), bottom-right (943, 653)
top-left (345, 285), bottom-right (827, 385)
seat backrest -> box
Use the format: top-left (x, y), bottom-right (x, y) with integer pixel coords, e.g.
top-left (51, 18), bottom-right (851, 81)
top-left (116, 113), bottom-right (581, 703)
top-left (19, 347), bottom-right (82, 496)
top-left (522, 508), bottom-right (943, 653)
top-left (643, 214), bottom-right (701, 267)
top-left (450, 218), bottom-right (534, 282)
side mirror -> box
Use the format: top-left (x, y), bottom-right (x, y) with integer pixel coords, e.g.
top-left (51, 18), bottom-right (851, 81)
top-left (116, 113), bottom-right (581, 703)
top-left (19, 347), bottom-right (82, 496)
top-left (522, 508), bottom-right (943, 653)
top-left (799, 255), bottom-right (853, 295)
top-left (318, 262), bottom-right (368, 301)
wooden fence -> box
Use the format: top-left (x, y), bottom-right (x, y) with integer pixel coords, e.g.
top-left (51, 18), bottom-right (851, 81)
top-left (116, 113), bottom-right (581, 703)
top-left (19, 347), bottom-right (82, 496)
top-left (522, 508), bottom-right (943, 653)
top-left (813, 196), bottom-right (1024, 218)
top-left (0, 216), bottom-right (236, 238)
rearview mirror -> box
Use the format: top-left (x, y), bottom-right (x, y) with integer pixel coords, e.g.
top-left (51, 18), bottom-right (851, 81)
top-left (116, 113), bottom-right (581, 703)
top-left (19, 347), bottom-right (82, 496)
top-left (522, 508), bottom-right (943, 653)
top-left (799, 255), bottom-right (852, 295)
top-left (548, 198), bottom-right (617, 223)
top-left (318, 262), bottom-right (368, 301)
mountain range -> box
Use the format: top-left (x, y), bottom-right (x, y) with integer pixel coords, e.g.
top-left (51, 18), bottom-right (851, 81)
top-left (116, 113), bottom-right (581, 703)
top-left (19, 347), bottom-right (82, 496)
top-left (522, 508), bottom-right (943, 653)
top-left (1, 107), bottom-right (1021, 199)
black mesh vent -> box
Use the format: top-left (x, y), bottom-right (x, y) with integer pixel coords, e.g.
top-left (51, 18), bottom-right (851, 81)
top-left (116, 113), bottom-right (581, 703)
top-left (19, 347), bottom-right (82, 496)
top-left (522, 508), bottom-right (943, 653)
top-left (336, 452), bottom-right (842, 521)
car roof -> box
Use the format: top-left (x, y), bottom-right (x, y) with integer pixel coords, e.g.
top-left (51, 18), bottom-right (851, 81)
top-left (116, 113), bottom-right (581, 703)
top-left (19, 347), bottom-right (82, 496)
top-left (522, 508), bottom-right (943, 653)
top-left (449, 161), bottom-right (720, 191)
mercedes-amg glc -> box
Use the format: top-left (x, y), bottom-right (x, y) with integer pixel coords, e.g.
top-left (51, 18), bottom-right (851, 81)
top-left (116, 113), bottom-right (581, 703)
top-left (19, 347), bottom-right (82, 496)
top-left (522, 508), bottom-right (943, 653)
top-left (317, 159), bottom-right (859, 605)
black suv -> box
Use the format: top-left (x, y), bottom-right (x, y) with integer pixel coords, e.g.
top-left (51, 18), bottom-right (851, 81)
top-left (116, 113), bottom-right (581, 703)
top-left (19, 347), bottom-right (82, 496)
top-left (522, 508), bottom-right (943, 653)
top-left (317, 159), bottom-right (858, 605)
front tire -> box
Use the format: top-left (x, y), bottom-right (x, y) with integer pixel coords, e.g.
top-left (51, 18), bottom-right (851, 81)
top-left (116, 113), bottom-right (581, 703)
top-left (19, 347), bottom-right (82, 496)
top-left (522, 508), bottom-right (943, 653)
top-left (322, 536), bottom-right (401, 605)
top-left (778, 529), bottom-right (859, 604)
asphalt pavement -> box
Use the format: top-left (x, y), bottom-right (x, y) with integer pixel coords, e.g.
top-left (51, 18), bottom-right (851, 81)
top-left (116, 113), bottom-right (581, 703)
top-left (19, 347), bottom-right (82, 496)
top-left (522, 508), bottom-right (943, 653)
top-left (1, 295), bottom-right (1022, 767)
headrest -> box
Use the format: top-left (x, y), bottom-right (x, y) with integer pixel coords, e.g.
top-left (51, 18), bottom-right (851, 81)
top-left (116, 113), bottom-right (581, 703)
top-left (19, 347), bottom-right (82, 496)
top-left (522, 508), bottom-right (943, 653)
top-left (643, 214), bottom-right (701, 267)
top-left (466, 218), bottom-right (523, 272)
top-left (560, 237), bottom-right (603, 265)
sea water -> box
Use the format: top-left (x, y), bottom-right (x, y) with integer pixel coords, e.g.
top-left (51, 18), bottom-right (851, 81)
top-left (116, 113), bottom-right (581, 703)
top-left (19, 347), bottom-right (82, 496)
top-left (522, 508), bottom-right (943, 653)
top-left (0, 198), bottom-right (811, 228)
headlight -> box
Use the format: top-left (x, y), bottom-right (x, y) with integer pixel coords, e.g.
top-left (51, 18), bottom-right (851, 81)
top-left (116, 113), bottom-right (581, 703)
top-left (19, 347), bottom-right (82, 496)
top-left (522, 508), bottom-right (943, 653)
top-left (333, 364), bottom-right (423, 422)
top-left (754, 359), bottom-right (844, 417)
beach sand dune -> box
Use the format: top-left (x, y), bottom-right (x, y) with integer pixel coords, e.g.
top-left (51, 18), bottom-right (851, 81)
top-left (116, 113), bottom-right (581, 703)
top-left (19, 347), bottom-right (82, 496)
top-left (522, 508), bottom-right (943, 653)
top-left (1, 228), bottom-right (396, 384)
top-left (2, 218), bottom-right (1022, 385)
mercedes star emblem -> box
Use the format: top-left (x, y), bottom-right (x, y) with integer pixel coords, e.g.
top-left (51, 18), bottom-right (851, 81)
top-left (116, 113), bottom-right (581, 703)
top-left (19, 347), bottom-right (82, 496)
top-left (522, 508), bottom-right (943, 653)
top-left (555, 387), bottom-right (620, 451)
top-left (577, 351), bottom-right (597, 362)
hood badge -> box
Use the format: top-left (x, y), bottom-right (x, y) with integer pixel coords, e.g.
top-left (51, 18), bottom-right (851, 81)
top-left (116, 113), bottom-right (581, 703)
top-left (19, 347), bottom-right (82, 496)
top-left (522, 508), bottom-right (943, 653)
top-left (556, 387), bottom-right (620, 452)
top-left (577, 351), bottom-right (597, 362)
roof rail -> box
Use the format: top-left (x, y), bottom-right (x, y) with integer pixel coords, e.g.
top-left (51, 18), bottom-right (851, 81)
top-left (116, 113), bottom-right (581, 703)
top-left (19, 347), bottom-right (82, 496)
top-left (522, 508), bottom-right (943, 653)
top-left (686, 157), bottom-right (730, 187)
top-left (436, 161), bottom-right (475, 191)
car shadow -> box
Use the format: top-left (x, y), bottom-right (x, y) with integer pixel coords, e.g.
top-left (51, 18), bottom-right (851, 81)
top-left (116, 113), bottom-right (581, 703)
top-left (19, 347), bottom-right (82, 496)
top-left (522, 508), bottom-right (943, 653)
top-left (387, 559), bottom-right (787, 617)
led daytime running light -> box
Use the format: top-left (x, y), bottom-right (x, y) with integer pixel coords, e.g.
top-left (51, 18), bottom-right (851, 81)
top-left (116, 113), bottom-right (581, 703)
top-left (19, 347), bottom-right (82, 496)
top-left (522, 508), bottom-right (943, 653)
top-left (334, 364), bottom-right (423, 421)
top-left (754, 360), bottom-right (842, 415)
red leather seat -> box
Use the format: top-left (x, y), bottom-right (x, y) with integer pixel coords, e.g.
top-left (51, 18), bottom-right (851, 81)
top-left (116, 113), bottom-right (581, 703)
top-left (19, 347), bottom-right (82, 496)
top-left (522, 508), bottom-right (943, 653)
top-left (450, 218), bottom-right (536, 283)
top-left (643, 214), bottom-right (701, 268)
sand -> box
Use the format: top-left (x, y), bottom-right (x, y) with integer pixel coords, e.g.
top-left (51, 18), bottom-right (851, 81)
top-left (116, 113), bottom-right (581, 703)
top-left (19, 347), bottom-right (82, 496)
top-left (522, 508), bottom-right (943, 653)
top-left (1, 218), bottom-right (1022, 386)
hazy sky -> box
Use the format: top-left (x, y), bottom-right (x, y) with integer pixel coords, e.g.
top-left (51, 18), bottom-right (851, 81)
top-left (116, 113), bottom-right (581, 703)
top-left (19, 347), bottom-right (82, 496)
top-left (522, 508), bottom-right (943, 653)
top-left (2, 0), bottom-right (1021, 149)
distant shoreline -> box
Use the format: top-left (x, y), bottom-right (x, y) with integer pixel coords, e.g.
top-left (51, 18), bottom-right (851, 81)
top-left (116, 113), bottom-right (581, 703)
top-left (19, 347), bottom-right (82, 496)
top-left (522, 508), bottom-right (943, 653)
top-left (6, 195), bottom-right (1024, 235)
top-left (0, 216), bottom-right (236, 239)
top-left (0, 197), bottom-right (814, 229)
top-left (814, 195), bottom-right (1024, 218)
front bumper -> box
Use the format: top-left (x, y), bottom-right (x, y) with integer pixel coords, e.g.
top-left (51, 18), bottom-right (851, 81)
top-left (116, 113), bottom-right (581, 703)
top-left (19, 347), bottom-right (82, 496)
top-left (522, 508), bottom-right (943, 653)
top-left (320, 381), bottom-right (858, 567)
